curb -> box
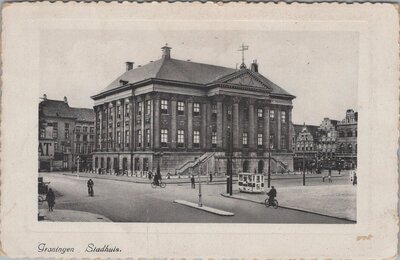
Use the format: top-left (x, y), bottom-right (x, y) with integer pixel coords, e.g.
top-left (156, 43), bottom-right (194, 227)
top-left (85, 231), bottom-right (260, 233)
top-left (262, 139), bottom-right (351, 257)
top-left (220, 193), bottom-right (356, 223)
top-left (174, 200), bottom-right (234, 216)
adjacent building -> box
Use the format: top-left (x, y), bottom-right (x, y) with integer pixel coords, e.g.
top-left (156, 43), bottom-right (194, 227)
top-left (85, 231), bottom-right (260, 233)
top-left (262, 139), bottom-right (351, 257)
top-left (292, 124), bottom-right (320, 171)
top-left (91, 45), bottom-right (296, 176)
top-left (38, 95), bottom-right (95, 171)
top-left (317, 118), bottom-right (339, 159)
top-left (336, 109), bottom-right (358, 169)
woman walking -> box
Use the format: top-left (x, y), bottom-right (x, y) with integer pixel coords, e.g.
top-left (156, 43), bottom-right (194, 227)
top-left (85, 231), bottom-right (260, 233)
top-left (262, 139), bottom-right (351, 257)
top-left (46, 188), bottom-right (55, 212)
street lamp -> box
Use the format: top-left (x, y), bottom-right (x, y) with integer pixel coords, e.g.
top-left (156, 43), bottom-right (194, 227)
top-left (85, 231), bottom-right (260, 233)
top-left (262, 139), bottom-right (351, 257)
top-left (226, 105), bottom-right (233, 196)
top-left (302, 138), bottom-right (306, 186)
top-left (198, 162), bottom-right (203, 207)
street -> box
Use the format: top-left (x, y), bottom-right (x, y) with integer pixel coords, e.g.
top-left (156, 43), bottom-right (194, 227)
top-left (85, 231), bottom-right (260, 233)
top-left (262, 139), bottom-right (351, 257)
top-left (39, 172), bottom-right (353, 223)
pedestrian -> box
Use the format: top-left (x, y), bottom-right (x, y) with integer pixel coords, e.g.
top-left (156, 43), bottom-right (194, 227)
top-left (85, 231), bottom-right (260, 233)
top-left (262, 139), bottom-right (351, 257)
top-left (87, 178), bottom-right (94, 196)
top-left (353, 172), bottom-right (357, 186)
top-left (191, 175), bottom-right (195, 189)
top-left (209, 173), bottom-right (213, 183)
top-left (46, 188), bottom-right (55, 212)
top-left (167, 172), bottom-right (171, 179)
top-left (328, 168), bottom-right (332, 183)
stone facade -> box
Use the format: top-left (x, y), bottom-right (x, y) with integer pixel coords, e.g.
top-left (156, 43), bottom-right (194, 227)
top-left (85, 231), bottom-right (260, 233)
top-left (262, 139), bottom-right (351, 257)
top-left (336, 109), bottom-right (358, 168)
top-left (91, 45), bottom-right (295, 176)
top-left (39, 95), bottom-right (95, 171)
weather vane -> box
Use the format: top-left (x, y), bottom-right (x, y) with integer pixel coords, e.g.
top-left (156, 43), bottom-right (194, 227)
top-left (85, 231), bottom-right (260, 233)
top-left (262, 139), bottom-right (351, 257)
top-left (238, 43), bottom-right (249, 69)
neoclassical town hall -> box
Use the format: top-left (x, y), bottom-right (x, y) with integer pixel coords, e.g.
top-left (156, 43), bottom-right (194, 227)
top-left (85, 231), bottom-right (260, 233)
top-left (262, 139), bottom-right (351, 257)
top-left (91, 45), bottom-right (295, 176)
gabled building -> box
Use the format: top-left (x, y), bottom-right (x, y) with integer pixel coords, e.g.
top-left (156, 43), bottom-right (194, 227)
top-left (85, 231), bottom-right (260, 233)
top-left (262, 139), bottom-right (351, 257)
top-left (292, 123), bottom-right (321, 171)
top-left (39, 95), bottom-right (95, 171)
top-left (91, 45), bottom-right (296, 176)
top-left (318, 117), bottom-right (339, 159)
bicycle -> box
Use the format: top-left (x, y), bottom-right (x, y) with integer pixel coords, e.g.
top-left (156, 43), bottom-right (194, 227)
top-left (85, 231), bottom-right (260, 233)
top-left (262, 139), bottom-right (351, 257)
top-left (264, 197), bottom-right (279, 209)
top-left (38, 195), bottom-right (46, 205)
top-left (151, 181), bottom-right (166, 188)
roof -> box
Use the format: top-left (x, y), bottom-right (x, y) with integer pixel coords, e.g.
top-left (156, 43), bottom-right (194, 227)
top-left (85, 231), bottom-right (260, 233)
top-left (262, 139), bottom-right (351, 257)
top-left (97, 57), bottom-right (294, 98)
top-left (293, 124), bottom-right (321, 138)
top-left (40, 99), bottom-right (95, 122)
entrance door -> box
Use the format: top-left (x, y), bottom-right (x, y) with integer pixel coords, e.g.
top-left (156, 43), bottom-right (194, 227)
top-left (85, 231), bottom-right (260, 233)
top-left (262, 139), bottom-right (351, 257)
top-left (243, 160), bottom-right (249, 172)
top-left (122, 158), bottom-right (128, 172)
top-left (258, 160), bottom-right (264, 173)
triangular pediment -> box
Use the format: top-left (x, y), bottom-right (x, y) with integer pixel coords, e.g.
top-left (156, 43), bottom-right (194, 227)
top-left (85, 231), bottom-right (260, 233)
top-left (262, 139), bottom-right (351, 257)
top-left (216, 70), bottom-right (270, 90)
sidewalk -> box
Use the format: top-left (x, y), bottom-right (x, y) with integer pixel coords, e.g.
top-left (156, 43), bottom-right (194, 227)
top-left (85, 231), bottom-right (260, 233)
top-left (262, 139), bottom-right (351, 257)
top-left (39, 209), bottom-right (111, 222)
top-left (222, 184), bottom-right (356, 222)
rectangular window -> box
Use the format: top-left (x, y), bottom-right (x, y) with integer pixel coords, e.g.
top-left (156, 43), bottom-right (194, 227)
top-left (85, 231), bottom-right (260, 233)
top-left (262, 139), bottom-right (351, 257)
top-left (193, 130), bottom-right (200, 148)
top-left (257, 133), bottom-right (263, 148)
top-left (137, 130), bottom-right (142, 147)
top-left (146, 129), bottom-right (151, 147)
top-left (161, 129), bottom-right (168, 147)
top-left (178, 101), bottom-right (185, 115)
top-left (90, 127), bottom-right (94, 134)
top-left (211, 131), bottom-right (217, 148)
top-left (65, 123), bottom-right (70, 139)
top-left (125, 103), bottom-right (130, 117)
top-left (257, 108), bottom-right (263, 118)
top-left (146, 100), bottom-right (151, 115)
top-left (243, 132), bottom-right (248, 146)
top-left (193, 103), bottom-right (200, 116)
top-left (117, 106), bottom-right (122, 119)
top-left (212, 104), bottom-right (217, 115)
top-left (177, 130), bottom-right (185, 147)
top-left (137, 102), bottom-right (142, 116)
top-left (83, 135), bottom-right (88, 142)
top-left (269, 135), bottom-right (275, 150)
top-left (76, 144), bottom-right (80, 154)
top-left (117, 131), bottom-right (121, 147)
top-left (161, 100), bottom-right (168, 114)
top-left (125, 130), bottom-right (130, 148)
top-left (52, 123), bottom-right (58, 139)
top-left (281, 111), bottom-right (286, 123)
top-left (270, 110), bottom-right (275, 120)
top-left (76, 126), bottom-right (81, 132)
top-left (83, 126), bottom-right (88, 132)
top-left (281, 135), bottom-right (286, 149)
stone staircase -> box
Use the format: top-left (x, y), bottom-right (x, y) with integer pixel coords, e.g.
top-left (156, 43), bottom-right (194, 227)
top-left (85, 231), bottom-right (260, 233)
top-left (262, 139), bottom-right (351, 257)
top-left (177, 152), bottom-right (215, 175)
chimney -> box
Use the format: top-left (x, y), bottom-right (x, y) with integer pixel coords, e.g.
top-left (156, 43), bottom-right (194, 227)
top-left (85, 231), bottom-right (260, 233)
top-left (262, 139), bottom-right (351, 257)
top-left (161, 44), bottom-right (172, 59)
top-left (126, 61), bottom-right (134, 71)
top-left (43, 94), bottom-right (47, 100)
top-left (64, 96), bottom-right (68, 104)
top-left (250, 60), bottom-right (258, 73)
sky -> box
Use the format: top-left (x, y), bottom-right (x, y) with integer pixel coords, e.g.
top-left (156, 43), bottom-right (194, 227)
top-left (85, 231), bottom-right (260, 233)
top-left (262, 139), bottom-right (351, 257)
top-left (40, 29), bottom-right (358, 125)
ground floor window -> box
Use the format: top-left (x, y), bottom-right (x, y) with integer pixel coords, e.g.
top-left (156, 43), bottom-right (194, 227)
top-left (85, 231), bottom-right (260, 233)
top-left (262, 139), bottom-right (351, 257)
top-left (193, 130), bottom-right (200, 148)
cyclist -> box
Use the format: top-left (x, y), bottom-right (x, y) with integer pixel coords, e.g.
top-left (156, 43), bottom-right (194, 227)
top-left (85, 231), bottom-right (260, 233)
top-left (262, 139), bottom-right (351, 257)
top-left (267, 186), bottom-right (277, 205)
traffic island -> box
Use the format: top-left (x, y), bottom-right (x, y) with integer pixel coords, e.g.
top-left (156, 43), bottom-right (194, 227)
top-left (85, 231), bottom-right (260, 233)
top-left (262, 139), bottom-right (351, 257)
top-left (173, 200), bottom-right (234, 216)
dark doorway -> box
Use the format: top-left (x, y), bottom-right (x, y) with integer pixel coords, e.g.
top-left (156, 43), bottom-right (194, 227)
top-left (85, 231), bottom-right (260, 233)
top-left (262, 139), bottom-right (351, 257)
top-left (243, 160), bottom-right (249, 172)
top-left (258, 160), bottom-right (264, 173)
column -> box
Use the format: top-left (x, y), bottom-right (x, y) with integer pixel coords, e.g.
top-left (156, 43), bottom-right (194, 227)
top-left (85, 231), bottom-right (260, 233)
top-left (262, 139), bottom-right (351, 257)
top-left (149, 98), bottom-right (153, 148)
top-left (141, 98), bottom-right (145, 151)
top-left (153, 94), bottom-right (160, 149)
top-left (170, 96), bottom-right (177, 149)
top-left (201, 102), bottom-right (207, 149)
top-left (121, 99), bottom-right (125, 151)
top-left (232, 96), bottom-right (241, 150)
top-left (216, 96), bottom-right (224, 149)
top-left (187, 98), bottom-right (193, 149)
top-left (131, 97), bottom-right (136, 151)
top-left (94, 106), bottom-right (99, 151)
top-left (263, 102), bottom-right (270, 149)
top-left (248, 99), bottom-right (255, 150)
top-left (277, 108), bottom-right (281, 150)
top-left (114, 101), bottom-right (118, 151)
top-left (206, 102), bottom-right (212, 149)
top-left (288, 108), bottom-right (293, 152)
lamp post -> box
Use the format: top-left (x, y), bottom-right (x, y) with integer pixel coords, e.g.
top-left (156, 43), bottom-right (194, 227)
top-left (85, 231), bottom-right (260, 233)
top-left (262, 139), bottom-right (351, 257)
top-left (226, 105), bottom-right (233, 195)
top-left (302, 139), bottom-right (306, 186)
top-left (198, 162), bottom-right (203, 207)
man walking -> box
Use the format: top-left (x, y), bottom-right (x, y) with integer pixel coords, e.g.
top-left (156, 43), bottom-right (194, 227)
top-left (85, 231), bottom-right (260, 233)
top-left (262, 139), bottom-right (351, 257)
top-left (87, 178), bottom-right (94, 196)
top-left (209, 173), bottom-right (213, 183)
top-left (328, 167), bottom-right (332, 183)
